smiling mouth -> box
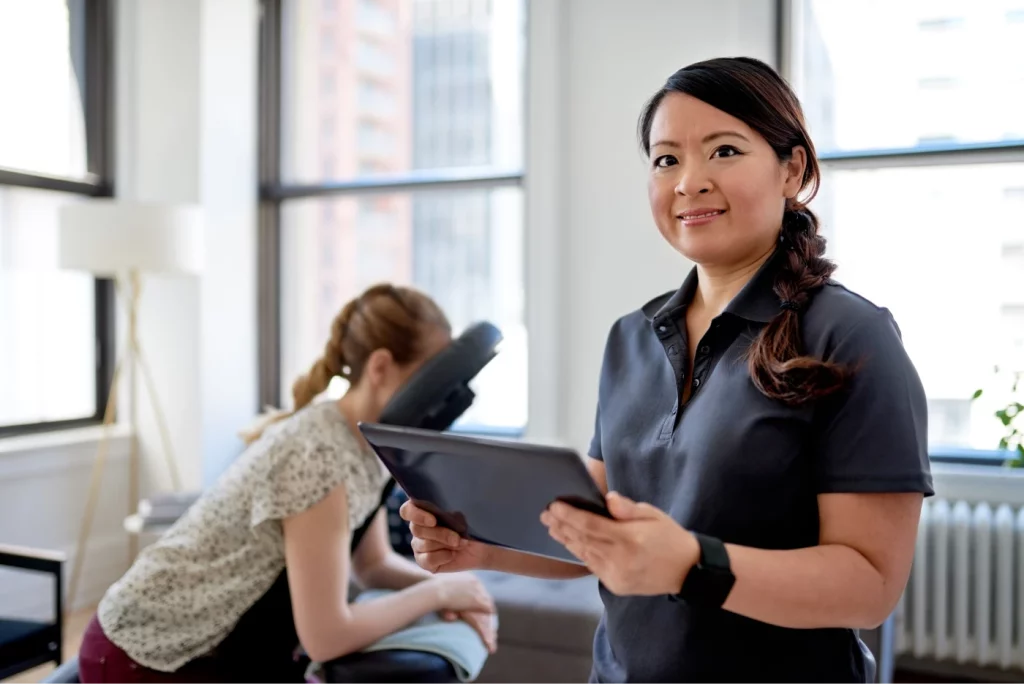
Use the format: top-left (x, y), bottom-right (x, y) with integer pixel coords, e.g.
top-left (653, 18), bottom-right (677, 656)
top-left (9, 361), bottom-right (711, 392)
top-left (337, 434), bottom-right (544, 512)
top-left (677, 210), bottom-right (726, 221)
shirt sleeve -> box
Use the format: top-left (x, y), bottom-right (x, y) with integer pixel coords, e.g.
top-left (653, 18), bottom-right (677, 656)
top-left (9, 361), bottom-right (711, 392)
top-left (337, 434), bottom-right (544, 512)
top-left (249, 440), bottom-right (352, 532)
top-left (812, 307), bottom-right (934, 496)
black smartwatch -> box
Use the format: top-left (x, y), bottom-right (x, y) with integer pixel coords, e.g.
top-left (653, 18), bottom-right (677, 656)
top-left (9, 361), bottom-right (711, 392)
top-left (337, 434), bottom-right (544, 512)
top-left (671, 532), bottom-right (735, 609)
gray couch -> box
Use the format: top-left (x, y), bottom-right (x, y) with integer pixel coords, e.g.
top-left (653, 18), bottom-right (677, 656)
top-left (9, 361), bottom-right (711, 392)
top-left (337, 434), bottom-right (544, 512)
top-left (475, 571), bottom-right (604, 683)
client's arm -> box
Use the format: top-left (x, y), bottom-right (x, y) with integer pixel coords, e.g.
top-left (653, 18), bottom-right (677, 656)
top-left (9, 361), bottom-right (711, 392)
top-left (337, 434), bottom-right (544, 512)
top-left (283, 484), bottom-right (495, 663)
top-left (352, 507), bottom-right (433, 590)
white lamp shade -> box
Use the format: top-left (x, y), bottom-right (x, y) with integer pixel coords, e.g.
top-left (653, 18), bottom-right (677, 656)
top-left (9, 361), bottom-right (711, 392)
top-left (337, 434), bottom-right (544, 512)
top-left (59, 201), bottom-right (204, 276)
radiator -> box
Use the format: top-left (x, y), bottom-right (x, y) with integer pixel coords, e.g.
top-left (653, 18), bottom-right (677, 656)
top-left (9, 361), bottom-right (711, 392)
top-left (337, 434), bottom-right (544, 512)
top-left (895, 497), bottom-right (1024, 670)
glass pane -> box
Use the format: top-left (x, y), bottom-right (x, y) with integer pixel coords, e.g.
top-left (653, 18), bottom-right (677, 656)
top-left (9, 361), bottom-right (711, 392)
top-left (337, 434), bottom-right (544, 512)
top-left (0, 187), bottom-right (97, 425)
top-left (0, 0), bottom-right (89, 178)
top-left (280, 186), bottom-right (526, 431)
top-left (791, 0), bottom-right (1024, 153)
top-left (280, 0), bottom-right (525, 183)
top-left (814, 163), bottom-right (1024, 451)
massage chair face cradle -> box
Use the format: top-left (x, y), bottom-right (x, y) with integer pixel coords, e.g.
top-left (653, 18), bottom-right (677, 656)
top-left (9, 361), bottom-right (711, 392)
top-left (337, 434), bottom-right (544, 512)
top-left (352, 319), bottom-right (503, 545)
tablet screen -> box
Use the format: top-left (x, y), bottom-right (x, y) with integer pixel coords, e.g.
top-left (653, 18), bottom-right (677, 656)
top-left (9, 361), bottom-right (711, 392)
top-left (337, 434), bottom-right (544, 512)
top-left (360, 423), bottom-right (609, 564)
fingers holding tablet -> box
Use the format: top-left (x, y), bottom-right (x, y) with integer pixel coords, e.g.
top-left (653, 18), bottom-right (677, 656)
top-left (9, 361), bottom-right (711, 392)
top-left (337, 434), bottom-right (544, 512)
top-left (409, 522), bottom-right (463, 549)
top-left (399, 499), bottom-right (437, 527)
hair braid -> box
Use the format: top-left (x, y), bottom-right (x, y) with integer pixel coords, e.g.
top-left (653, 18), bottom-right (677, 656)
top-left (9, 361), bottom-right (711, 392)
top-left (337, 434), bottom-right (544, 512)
top-left (746, 207), bottom-right (849, 406)
top-left (238, 283), bottom-right (449, 445)
top-left (291, 298), bottom-right (359, 411)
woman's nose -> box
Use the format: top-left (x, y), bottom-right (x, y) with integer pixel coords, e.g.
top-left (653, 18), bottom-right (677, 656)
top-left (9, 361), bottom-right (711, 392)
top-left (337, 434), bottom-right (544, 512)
top-left (675, 167), bottom-right (713, 196)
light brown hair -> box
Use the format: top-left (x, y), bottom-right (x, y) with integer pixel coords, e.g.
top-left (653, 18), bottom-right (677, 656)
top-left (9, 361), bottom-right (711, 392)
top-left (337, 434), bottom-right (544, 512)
top-left (241, 283), bottom-right (450, 444)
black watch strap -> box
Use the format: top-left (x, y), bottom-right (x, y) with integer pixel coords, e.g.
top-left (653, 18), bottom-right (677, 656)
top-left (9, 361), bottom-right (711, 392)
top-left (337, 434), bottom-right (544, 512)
top-left (671, 532), bottom-right (735, 609)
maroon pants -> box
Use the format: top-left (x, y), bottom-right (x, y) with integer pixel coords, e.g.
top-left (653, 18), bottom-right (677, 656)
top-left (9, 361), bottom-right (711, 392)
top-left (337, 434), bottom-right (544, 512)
top-left (78, 615), bottom-right (223, 683)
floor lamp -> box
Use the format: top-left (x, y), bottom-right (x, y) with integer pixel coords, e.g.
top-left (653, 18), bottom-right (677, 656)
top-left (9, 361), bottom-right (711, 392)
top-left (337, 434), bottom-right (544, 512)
top-left (58, 200), bottom-right (204, 613)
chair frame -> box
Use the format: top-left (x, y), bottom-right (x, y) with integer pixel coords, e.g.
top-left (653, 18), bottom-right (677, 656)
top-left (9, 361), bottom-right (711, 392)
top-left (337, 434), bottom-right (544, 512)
top-left (0, 544), bottom-right (65, 680)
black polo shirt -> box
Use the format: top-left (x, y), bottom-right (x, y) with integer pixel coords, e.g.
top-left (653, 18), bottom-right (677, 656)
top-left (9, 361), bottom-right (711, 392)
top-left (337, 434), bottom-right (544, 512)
top-left (588, 248), bottom-right (934, 683)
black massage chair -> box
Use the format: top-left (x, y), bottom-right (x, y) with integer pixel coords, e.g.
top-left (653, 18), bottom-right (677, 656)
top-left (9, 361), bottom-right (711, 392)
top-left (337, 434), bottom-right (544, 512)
top-left (44, 322), bottom-right (504, 684)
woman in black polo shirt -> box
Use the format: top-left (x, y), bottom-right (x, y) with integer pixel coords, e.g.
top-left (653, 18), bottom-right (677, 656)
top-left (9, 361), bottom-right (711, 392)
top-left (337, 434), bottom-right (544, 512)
top-left (401, 56), bottom-right (933, 682)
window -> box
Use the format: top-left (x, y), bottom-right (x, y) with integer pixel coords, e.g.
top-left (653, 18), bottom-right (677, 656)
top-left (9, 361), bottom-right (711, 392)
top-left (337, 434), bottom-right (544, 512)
top-left (261, 0), bottom-right (527, 434)
top-left (0, 0), bottom-right (114, 435)
top-left (787, 0), bottom-right (1024, 460)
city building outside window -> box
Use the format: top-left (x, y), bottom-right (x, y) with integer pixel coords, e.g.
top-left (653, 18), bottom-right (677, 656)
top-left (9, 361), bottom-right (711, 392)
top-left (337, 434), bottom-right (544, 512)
top-left (261, 0), bottom-right (527, 433)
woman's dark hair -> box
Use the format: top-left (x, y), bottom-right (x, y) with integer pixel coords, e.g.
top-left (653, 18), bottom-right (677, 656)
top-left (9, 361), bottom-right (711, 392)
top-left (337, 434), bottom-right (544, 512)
top-left (638, 56), bottom-right (848, 406)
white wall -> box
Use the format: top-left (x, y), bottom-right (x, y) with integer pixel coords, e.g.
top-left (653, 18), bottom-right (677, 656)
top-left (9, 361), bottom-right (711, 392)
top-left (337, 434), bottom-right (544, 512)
top-left (115, 0), bottom-right (259, 490)
top-left (526, 0), bottom-right (777, 452)
top-left (196, 0), bottom-right (260, 483)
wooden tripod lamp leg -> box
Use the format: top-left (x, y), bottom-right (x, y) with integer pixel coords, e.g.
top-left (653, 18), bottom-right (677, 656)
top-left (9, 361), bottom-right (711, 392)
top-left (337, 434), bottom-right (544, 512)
top-left (65, 351), bottom-right (124, 615)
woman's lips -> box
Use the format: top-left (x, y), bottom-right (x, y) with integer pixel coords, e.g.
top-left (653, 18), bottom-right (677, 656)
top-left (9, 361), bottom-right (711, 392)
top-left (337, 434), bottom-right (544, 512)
top-left (677, 209), bottom-right (726, 227)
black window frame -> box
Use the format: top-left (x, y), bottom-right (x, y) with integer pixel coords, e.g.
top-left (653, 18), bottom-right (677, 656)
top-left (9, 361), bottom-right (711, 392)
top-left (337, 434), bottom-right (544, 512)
top-left (0, 0), bottom-right (116, 438)
top-left (257, 0), bottom-right (526, 427)
top-left (779, 0), bottom-right (1024, 466)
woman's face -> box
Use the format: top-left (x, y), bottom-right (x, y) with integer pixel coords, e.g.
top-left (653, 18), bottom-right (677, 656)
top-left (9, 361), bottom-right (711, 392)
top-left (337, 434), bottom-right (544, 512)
top-left (364, 325), bottom-right (452, 412)
top-left (646, 92), bottom-right (806, 269)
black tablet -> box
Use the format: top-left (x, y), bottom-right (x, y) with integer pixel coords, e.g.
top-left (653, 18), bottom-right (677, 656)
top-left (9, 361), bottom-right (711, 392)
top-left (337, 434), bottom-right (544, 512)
top-left (357, 422), bottom-right (610, 565)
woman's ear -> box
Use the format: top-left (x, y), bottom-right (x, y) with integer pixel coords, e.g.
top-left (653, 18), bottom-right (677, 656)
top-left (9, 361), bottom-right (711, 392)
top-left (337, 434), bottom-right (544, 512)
top-left (362, 347), bottom-right (395, 388)
top-left (782, 146), bottom-right (808, 200)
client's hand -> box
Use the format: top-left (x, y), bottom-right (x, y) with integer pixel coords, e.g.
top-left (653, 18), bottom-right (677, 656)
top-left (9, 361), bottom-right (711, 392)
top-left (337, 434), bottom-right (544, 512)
top-left (441, 610), bottom-right (498, 654)
top-left (400, 501), bottom-right (492, 573)
top-left (428, 573), bottom-right (497, 652)
top-left (429, 573), bottom-right (495, 615)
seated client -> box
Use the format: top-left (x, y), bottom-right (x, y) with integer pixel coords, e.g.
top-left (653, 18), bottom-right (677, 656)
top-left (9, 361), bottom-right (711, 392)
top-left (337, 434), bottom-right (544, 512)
top-left (78, 284), bottom-right (497, 683)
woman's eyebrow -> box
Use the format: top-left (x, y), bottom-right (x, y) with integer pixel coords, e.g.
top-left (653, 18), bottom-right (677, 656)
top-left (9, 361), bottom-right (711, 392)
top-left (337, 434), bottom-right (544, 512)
top-left (650, 131), bottom-right (750, 148)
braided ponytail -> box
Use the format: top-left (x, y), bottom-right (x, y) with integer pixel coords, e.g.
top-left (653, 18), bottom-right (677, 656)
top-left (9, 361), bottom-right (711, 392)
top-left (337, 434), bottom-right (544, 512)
top-left (745, 206), bottom-right (849, 406)
top-left (239, 283), bottom-right (449, 445)
top-left (290, 299), bottom-right (357, 412)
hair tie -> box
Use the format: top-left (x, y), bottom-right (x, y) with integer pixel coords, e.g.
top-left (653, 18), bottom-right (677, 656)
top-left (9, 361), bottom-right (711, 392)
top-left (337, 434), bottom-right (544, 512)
top-left (780, 300), bottom-right (800, 312)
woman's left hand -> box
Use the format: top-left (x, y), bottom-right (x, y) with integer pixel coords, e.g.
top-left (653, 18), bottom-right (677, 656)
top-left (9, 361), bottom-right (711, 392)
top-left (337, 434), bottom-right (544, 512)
top-left (541, 491), bottom-right (700, 596)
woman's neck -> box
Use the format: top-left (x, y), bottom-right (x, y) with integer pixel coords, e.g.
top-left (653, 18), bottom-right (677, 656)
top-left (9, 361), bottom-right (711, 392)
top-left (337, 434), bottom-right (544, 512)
top-left (336, 391), bottom-right (379, 451)
top-left (692, 246), bottom-right (774, 317)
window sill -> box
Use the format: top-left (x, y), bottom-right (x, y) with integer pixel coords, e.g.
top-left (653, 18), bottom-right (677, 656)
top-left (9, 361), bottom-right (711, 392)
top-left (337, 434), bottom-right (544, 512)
top-left (931, 460), bottom-right (1024, 507)
top-left (0, 423), bottom-right (130, 455)
top-left (929, 448), bottom-right (1014, 468)
top-left (0, 424), bottom-right (131, 480)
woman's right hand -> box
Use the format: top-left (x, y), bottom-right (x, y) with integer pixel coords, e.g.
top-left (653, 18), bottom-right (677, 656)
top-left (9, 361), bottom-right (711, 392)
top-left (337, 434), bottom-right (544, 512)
top-left (400, 501), bottom-right (492, 573)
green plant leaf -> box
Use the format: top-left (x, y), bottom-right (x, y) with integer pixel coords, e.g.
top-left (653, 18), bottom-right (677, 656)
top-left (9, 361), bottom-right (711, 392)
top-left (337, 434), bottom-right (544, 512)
top-left (1000, 437), bottom-right (1010, 450)
top-left (972, 388), bottom-right (984, 400)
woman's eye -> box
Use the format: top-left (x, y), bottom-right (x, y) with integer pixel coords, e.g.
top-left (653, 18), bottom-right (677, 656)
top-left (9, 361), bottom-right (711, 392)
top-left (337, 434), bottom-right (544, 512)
top-left (713, 145), bottom-right (741, 159)
top-left (653, 155), bottom-right (677, 168)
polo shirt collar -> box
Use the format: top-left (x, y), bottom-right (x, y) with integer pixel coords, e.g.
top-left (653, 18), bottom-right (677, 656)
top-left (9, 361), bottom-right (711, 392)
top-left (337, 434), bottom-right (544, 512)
top-left (643, 247), bottom-right (787, 325)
